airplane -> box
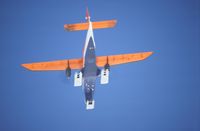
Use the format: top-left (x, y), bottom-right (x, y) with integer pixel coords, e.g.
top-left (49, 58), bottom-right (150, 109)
top-left (21, 8), bottom-right (153, 110)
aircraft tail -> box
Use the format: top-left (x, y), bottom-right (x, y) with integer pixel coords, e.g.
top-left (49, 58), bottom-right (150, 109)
top-left (64, 20), bottom-right (117, 31)
top-left (64, 7), bottom-right (117, 31)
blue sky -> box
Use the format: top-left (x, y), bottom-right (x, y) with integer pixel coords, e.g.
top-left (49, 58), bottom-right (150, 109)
top-left (0, 0), bottom-right (200, 131)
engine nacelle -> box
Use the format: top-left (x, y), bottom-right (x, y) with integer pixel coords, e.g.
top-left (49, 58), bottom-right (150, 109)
top-left (65, 67), bottom-right (71, 79)
top-left (100, 68), bottom-right (109, 84)
top-left (74, 72), bottom-right (83, 87)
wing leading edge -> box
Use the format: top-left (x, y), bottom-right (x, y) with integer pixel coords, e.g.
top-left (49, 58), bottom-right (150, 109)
top-left (21, 52), bottom-right (153, 71)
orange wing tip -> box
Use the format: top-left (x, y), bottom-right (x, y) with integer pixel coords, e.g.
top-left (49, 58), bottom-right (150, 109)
top-left (144, 51), bottom-right (153, 58)
top-left (64, 24), bottom-right (70, 31)
top-left (21, 64), bottom-right (34, 71)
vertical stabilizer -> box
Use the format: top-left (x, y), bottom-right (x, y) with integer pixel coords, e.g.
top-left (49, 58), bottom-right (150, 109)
top-left (85, 7), bottom-right (90, 22)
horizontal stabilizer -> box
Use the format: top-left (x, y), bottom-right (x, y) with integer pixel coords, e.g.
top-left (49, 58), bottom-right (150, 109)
top-left (64, 20), bottom-right (117, 31)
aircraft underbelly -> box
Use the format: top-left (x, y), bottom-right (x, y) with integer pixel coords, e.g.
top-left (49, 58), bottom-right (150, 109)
top-left (83, 37), bottom-right (97, 102)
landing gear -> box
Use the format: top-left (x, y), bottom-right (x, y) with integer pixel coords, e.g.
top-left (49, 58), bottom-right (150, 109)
top-left (100, 68), bottom-right (109, 84)
top-left (100, 57), bottom-right (110, 84)
top-left (74, 72), bottom-right (83, 87)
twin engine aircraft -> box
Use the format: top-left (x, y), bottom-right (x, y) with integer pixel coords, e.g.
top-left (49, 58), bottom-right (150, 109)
top-left (22, 8), bottom-right (153, 110)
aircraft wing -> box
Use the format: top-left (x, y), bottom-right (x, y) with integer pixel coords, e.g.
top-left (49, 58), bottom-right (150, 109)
top-left (22, 58), bottom-right (83, 71)
top-left (21, 52), bottom-right (152, 71)
top-left (96, 52), bottom-right (153, 67)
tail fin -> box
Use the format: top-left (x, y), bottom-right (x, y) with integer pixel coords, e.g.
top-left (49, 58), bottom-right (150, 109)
top-left (85, 7), bottom-right (90, 21)
top-left (64, 20), bottom-right (117, 31)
